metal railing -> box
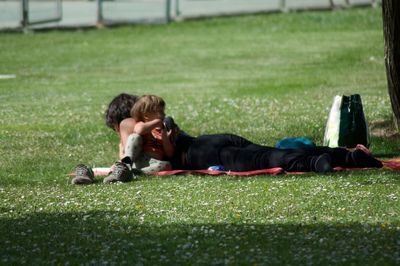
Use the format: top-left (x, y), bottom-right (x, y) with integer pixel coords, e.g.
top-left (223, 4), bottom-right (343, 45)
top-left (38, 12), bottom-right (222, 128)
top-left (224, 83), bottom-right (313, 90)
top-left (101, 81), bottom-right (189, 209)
top-left (21, 0), bottom-right (62, 27)
top-left (98, 0), bottom-right (380, 26)
top-left (0, 0), bottom-right (381, 31)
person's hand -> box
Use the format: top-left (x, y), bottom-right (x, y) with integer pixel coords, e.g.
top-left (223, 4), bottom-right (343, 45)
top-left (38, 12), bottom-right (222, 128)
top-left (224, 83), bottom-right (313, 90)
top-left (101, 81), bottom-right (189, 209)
top-left (134, 119), bottom-right (164, 135)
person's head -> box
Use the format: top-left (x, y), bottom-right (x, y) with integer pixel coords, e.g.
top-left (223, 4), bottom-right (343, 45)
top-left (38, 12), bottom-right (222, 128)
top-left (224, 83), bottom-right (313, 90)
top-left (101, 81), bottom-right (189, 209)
top-left (131, 95), bottom-right (166, 122)
top-left (105, 93), bottom-right (138, 131)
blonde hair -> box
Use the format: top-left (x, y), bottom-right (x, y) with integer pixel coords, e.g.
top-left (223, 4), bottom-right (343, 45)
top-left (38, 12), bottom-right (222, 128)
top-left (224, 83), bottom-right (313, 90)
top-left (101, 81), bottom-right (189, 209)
top-left (130, 95), bottom-right (165, 121)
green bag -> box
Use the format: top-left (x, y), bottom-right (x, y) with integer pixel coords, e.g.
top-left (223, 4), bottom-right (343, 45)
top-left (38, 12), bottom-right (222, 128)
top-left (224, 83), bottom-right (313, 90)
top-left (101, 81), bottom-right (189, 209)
top-left (323, 94), bottom-right (369, 148)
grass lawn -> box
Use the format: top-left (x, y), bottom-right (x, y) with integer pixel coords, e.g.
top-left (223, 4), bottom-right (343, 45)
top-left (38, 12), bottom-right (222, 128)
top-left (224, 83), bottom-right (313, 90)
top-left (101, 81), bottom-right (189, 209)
top-left (1, 7), bottom-right (399, 265)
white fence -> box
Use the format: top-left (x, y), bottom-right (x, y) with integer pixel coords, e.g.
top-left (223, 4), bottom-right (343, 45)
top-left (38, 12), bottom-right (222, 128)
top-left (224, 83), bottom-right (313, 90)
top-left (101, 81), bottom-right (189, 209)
top-left (0, 0), bottom-right (380, 31)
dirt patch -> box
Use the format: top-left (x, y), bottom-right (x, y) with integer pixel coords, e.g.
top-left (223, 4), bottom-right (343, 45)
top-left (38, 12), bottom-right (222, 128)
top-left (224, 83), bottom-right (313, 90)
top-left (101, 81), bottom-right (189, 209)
top-left (370, 120), bottom-right (400, 138)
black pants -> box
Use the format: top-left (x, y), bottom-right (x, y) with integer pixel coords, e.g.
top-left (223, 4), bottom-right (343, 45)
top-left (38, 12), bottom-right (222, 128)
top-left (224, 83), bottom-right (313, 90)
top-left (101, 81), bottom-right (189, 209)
top-left (185, 134), bottom-right (352, 172)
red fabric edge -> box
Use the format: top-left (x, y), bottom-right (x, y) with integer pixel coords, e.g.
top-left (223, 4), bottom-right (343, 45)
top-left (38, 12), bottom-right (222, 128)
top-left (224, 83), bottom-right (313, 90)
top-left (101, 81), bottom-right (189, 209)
top-left (149, 167), bottom-right (286, 176)
top-left (67, 159), bottom-right (400, 177)
top-left (66, 144), bottom-right (400, 177)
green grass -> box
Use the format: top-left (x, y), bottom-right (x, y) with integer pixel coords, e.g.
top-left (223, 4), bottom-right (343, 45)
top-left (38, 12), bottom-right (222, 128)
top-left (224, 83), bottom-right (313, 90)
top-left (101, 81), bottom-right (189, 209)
top-left (1, 7), bottom-right (399, 265)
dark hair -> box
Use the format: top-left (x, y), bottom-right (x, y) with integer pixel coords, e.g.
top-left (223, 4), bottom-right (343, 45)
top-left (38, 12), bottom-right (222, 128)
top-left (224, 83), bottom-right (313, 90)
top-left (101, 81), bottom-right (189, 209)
top-left (104, 93), bottom-right (138, 130)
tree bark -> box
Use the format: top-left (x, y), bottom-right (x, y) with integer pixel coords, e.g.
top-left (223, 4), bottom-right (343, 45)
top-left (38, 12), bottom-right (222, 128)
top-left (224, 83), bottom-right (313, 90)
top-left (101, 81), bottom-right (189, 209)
top-left (382, 0), bottom-right (400, 130)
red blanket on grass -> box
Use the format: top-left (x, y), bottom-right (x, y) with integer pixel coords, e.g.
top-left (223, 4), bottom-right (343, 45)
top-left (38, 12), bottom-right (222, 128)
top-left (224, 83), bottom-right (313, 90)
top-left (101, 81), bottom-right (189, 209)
top-left (68, 145), bottom-right (400, 177)
top-left (70, 158), bottom-right (400, 177)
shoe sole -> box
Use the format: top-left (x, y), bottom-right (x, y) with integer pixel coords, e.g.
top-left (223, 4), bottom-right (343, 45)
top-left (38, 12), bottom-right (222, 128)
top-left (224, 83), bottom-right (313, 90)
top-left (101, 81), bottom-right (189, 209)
top-left (71, 176), bottom-right (94, 185)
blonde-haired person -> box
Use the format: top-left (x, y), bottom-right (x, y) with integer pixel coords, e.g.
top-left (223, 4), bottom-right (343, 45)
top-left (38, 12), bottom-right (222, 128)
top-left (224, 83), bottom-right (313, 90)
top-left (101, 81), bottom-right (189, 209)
top-left (72, 93), bottom-right (190, 185)
top-left (112, 95), bottom-right (175, 179)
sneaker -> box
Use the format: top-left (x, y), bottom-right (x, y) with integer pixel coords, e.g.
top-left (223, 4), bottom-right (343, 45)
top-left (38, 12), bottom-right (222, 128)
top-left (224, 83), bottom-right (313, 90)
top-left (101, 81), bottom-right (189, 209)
top-left (71, 164), bottom-right (95, 185)
top-left (121, 156), bottom-right (133, 165)
top-left (103, 161), bottom-right (133, 184)
top-left (350, 149), bottom-right (383, 168)
top-left (120, 157), bottom-right (143, 179)
top-left (311, 153), bottom-right (333, 173)
top-left (131, 168), bottom-right (144, 178)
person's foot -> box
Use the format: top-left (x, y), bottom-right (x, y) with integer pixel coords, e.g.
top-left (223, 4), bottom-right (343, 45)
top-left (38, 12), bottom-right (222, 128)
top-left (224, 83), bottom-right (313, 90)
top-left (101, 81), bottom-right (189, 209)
top-left (71, 164), bottom-right (95, 185)
top-left (350, 149), bottom-right (383, 168)
top-left (103, 161), bottom-right (133, 184)
top-left (311, 153), bottom-right (333, 173)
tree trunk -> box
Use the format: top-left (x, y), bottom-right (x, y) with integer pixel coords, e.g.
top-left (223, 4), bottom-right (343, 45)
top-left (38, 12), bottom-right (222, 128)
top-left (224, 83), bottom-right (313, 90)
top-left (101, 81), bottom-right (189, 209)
top-left (382, 0), bottom-right (400, 130)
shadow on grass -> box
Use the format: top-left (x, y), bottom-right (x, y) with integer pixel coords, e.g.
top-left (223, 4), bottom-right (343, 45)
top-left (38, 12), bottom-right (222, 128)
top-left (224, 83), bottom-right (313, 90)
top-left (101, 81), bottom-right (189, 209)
top-left (1, 211), bottom-right (399, 265)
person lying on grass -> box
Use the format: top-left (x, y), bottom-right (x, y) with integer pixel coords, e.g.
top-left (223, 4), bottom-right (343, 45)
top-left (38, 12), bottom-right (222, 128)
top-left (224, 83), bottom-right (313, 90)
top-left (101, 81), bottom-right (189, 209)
top-left (140, 110), bottom-right (382, 175)
top-left (140, 97), bottom-right (382, 175)
top-left (72, 94), bottom-right (383, 184)
top-left (168, 133), bottom-right (383, 173)
top-left (72, 93), bottom-right (190, 184)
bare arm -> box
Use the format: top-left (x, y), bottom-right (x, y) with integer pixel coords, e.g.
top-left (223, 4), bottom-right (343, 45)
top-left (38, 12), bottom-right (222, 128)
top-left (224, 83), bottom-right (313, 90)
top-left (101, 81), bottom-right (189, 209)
top-left (134, 119), bottom-right (163, 135)
top-left (134, 119), bottom-right (176, 159)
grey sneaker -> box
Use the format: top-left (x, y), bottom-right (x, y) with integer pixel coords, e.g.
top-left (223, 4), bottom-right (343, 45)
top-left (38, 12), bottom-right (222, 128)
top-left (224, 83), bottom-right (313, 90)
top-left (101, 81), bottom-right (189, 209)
top-left (103, 161), bottom-right (133, 184)
top-left (71, 164), bottom-right (95, 185)
top-left (131, 168), bottom-right (144, 178)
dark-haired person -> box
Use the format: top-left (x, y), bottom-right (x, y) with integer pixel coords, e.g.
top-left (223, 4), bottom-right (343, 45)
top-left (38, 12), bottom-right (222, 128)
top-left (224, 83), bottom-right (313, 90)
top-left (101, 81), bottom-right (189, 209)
top-left (73, 94), bottom-right (382, 184)
top-left (104, 93), bottom-right (139, 160)
top-left (72, 93), bottom-right (139, 184)
top-left (72, 93), bottom-right (193, 184)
